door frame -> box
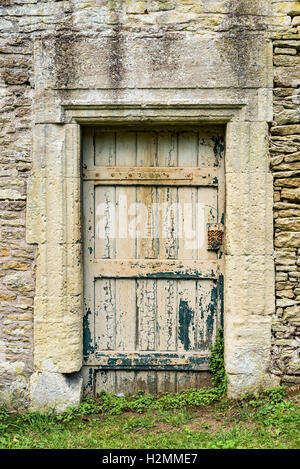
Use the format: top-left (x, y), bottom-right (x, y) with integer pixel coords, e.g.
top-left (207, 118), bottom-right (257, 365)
top-left (27, 103), bottom-right (276, 402)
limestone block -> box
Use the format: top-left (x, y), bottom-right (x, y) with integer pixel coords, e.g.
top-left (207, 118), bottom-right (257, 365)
top-left (226, 122), bottom-right (269, 173)
top-left (225, 172), bottom-right (273, 255)
top-left (32, 124), bottom-right (66, 178)
top-left (227, 373), bottom-right (280, 399)
top-left (30, 372), bottom-right (83, 413)
top-left (272, 125), bottom-right (300, 136)
top-left (26, 177), bottom-right (47, 245)
top-left (2, 71), bottom-right (30, 85)
top-left (292, 16), bottom-right (300, 27)
top-left (274, 67), bottom-right (300, 88)
top-left (126, 1), bottom-right (147, 14)
top-left (274, 55), bottom-right (300, 67)
top-left (3, 273), bottom-right (34, 296)
top-left (34, 319), bottom-right (82, 373)
top-left (275, 250), bottom-right (297, 265)
top-left (285, 153), bottom-right (300, 163)
top-left (224, 313), bottom-right (278, 397)
top-left (273, 162), bottom-right (300, 172)
top-left (275, 217), bottom-right (300, 231)
top-left (275, 109), bottom-right (300, 125)
top-left (0, 375), bottom-right (30, 412)
top-left (273, 2), bottom-right (300, 16)
top-left (286, 359), bottom-right (300, 374)
top-left (225, 255), bottom-right (275, 317)
top-left (273, 40), bottom-right (300, 50)
top-left (65, 177), bottom-right (81, 244)
top-left (257, 88), bottom-right (273, 123)
top-left (32, 124), bottom-right (80, 178)
top-left (0, 189), bottom-right (25, 201)
top-left (27, 177), bottom-right (80, 245)
top-left (34, 34), bottom-right (271, 91)
top-left (283, 305), bottom-right (300, 324)
top-left (274, 47), bottom-right (297, 55)
top-left (281, 188), bottom-right (300, 202)
top-left (35, 242), bottom-right (82, 299)
top-left (203, 0), bottom-right (270, 15)
top-left (35, 243), bottom-right (67, 299)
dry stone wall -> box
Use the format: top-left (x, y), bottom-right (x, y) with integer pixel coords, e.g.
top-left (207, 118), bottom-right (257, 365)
top-left (0, 12), bottom-right (35, 408)
top-left (270, 1), bottom-right (300, 387)
top-left (0, 0), bottom-right (298, 409)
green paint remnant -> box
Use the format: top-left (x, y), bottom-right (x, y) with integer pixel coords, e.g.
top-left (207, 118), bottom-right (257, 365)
top-left (88, 247), bottom-right (93, 254)
top-left (207, 284), bottom-right (217, 336)
top-left (212, 136), bottom-right (225, 165)
top-left (83, 308), bottom-right (94, 356)
top-left (220, 213), bottom-right (224, 225)
top-left (178, 299), bottom-right (194, 351)
top-left (145, 270), bottom-right (212, 279)
top-left (92, 352), bottom-right (208, 370)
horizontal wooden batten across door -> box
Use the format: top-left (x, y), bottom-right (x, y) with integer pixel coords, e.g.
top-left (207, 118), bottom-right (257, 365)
top-left (82, 126), bottom-right (225, 395)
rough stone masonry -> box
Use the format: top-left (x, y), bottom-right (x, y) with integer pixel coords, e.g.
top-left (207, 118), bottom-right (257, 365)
top-left (0, 0), bottom-right (299, 411)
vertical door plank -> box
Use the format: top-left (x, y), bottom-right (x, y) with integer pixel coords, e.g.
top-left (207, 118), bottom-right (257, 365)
top-left (136, 133), bottom-right (157, 258)
top-left (177, 280), bottom-right (196, 352)
top-left (157, 131), bottom-right (177, 167)
top-left (177, 133), bottom-right (198, 260)
top-left (116, 131), bottom-right (136, 166)
top-left (197, 279), bottom-right (218, 351)
top-left (94, 186), bottom-right (116, 259)
top-left (81, 366), bottom-right (95, 397)
top-left (96, 370), bottom-right (116, 395)
top-left (116, 186), bottom-right (136, 258)
top-left (83, 181), bottom-right (95, 358)
top-left (136, 131), bottom-right (156, 166)
top-left (136, 371), bottom-right (157, 394)
top-left (157, 132), bottom-right (178, 259)
top-left (156, 372), bottom-right (177, 393)
top-left (116, 371), bottom-right (138, 395)
top-left (115, 279), bottom-right (136, 351)
top-left (95, 278), bottom-right (116, 351)
top-left (116, 132), bottom-right (137, 257)
top-left (95, 130), bottom-right (116, 166)
top-left (178, 187), bottom-right (198, 260)
top-left (137, 279), bottom-right (157, 351)
top-left (156, 279), bottom-right (177, 351)
top-left (82, 127), bottom-right (95, 169)
top-left (136, 186), bottom-right (157, 259)
top-left (198, 127), bottom-right (217, 167)
top-left (177, 372), bottom-right (198, 391)
top-left (157, 187), bottom-right (178, 259)
top-left (178, 131), bottom-right (198, 167)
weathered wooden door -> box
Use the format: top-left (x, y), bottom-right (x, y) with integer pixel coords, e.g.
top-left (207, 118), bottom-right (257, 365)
top-left (82, 126), bottom-right (225, 395)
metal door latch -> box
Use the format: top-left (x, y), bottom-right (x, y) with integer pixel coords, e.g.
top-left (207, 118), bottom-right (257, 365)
top-left (207, 223), bottom-right (224, 250)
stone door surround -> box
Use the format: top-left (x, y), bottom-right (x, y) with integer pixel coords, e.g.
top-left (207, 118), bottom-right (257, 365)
top-left (26, 103), bottom-right (277, 411)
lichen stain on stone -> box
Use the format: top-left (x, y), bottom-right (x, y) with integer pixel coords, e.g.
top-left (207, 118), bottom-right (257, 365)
top-left (53, 33), bottom-right (81, 89)
top-left (108, 24), bottom-right (125, 87)
top-left (178, 299), bottom-right (194, 351)
top-left (148, 31), bottom-right (180, 79)
top-left (106, 1), bottom-right (125, 87)
top-left (217, 0), bottom-right (267, 86)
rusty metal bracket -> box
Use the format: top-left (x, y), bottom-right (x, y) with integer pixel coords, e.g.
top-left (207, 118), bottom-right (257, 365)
top-left (207, 223), bottom-right (224, 250)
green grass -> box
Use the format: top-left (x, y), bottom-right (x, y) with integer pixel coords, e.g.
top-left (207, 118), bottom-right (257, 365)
top-left (0, 387), bottom-right (299, 449)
